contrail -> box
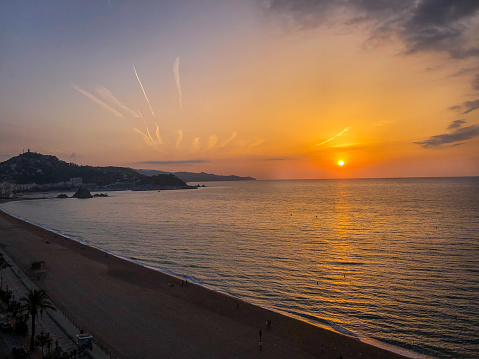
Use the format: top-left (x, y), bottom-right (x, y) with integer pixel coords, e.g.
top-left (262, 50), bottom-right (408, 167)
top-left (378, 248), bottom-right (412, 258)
top-left (155, 123), bottom-right (162, 144)
top-left (96, 86), bottom-right (139, 118)
top-left (218, 131), bottom-right (237, 148)
top-left (146, 126), bottom-right (155, 143)
top-left (137, 109), bottom-right (143, 118)
top-left (134, 128), bottom-right (152, 145)
top-left (314, 127), bottom-right (351, 146)
top-left (176, 130), bottom-right (183, 148)
top-left (133, 64), bottom-right (155, 116)
top-left (107, 0), bottom-right (112, 9)
top-left (173, 57), bottom-right (183, 109)
top-left (72, 84), bottom-right (124, 118)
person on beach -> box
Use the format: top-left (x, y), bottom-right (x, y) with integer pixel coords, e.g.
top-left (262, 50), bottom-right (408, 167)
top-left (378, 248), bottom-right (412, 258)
top-left (259, 340), bottom-right (263, 351)
top-left (259, 329), bottom-right (262, 339)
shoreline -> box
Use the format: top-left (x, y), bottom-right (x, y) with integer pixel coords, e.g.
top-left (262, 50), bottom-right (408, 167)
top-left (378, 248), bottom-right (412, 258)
top-left (0, 205), bottom-right (412, 359)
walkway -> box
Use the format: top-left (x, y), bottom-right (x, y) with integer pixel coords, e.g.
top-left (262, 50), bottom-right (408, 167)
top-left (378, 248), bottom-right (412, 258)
top-left (0, 250), bottom-right (111, 359)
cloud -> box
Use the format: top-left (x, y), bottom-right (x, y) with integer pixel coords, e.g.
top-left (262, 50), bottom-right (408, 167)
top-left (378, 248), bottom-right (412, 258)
top-left (314, 127), bottom-right (351, 146)
top-left (218, 131), bottom-right (237, 148)
top-left (72, 85), bottom-right (124, 118)
top-left (155, 123), bottom-right (162, 144)
top-left (133, 128), bottom-right (153, 145)
top-left (473, 73), bottom-right (479, 90)
top-left (133, 64), bottom-right (155, 116)
top-left (447, 119), bottom-right (466, 129)
top-left (266, 1), bottom-right (479, 88)
top-left (415, 120), bottom-right (479, 148)
top-left (329, 142), bottom-right (360, 148)
top-left (136, 160), bottom-right (209, 165)
top-left (69, 152), bottom-right (77, 159)
top-left (450, 99), bottom-right (479, 114)
top-left (247, 138), bottom-right (265, 148)
top-left (133, 128), bottom-right (162, 150)
top-left (173, 57), bottom-right (183, 109)
top-left (95, 86), bottom-right (140, 118)
top-left (146, 126), bottom-right (155, 143)
top-left (191, 137), bottom-right (200, 152)
top-left (176, 130), bottom-right (183, 148)
top-left (206, 135), bottom-right (218, 151)
top-left (267, 157), bottom-right (297, 161)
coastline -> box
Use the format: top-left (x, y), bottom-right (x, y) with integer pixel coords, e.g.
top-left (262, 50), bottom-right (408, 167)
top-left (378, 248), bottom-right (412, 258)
top-left (0, 205), bottom-right (410, 359)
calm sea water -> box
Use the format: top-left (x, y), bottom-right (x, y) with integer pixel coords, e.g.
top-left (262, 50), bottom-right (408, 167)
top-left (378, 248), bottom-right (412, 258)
top-left (1, 178), bottom-right (478, 358)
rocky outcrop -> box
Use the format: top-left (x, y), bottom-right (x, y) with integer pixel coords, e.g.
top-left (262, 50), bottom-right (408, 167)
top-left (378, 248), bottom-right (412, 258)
top-left (72, 187), bottom-right (93, 199)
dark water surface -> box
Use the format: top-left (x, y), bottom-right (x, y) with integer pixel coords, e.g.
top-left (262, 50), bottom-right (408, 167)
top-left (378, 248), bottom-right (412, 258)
top-left (2, 178), bottom-right (478, 358)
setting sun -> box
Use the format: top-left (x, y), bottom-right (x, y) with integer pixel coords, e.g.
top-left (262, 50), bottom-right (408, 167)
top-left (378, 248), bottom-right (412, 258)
top-left (338, 160), bottom-right (344, 166)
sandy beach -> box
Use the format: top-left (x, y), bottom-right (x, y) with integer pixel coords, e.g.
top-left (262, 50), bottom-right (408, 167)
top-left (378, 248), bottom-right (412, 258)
top-left (0, 205), bottom-right (408, 359)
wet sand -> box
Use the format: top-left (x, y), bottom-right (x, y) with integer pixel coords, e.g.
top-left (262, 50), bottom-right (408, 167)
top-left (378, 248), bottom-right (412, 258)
top-left (0, 206), bottom-right (408, 359)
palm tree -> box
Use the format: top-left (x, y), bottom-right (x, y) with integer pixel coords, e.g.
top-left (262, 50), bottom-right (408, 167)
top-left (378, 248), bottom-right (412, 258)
top-left (20, 289), bottom-right (56, 352)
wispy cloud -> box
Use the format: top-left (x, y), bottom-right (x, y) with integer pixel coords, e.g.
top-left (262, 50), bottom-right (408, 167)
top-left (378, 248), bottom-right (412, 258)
top-left (176, 130), bottom-right (183, 148)
top-left (133, 64), bottom-right (155, 116)
top-left (450, 99), bottom-right (479, 115)
top-left (448, 119), bottom-right (466, 130)
top-left (95, 86), bottom-right (139, 118)
top-left (155, 123), bottom-right (162, 144)
top-left (247, 138), bottom-right (265, 148)
top-left (329, 142), bottom-right (360, 148)
top-left (267, 157), bottom-right (297, 161)
top-left (136, 160), bottom-right (209, 165)
top-left (173, 57), bottom-right (183, 109)
top-left (133, 127), bottom-right (162, 150)
top-left (146, 126), bottom-right (155, 143)
top-left (72, 85), bottom-right (124, 118)
top-left (372, 120), bottom-right (394, 127)
top-left (206, 135), bottom-right (218, 152)
top-left (266, 1), bottom-right (479, 91)
top-left (192, 137), bottom-right (200, 152)
top-left (133, 128), bottom-right (153, 146)
top-left (415, 120), bottom-right (479, 148)
top-left (218, 131), bottom-right (237, 148)
top-left (314, 127), bottom-right (351, 146)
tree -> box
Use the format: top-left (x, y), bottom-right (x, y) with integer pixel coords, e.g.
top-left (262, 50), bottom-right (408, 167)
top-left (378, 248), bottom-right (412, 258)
top-left (20, 289), bottom-right (56, 352)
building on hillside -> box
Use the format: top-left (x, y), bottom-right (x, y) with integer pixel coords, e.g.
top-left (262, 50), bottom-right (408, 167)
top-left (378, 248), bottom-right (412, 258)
top-left (70, 177), bottom-right (83, 187)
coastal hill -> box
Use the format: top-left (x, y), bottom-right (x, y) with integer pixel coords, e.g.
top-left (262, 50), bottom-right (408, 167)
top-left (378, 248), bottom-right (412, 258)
top-left (135, 169), bottom-right (256, 182)
top-left (0, 151), bottom-right (186, 188)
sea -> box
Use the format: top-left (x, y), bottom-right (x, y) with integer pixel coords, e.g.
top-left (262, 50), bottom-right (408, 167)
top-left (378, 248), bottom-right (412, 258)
top-left (1, 178), bottom-right (478, 358)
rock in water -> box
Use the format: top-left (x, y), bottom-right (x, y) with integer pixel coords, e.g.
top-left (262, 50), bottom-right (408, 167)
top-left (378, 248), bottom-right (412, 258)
top-left (72, 187), bottom-right (93, 198)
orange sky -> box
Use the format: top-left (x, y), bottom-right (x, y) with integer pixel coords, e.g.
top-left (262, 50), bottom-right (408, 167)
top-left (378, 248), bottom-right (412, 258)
top-left (1, 1), bottom-right (478, 179)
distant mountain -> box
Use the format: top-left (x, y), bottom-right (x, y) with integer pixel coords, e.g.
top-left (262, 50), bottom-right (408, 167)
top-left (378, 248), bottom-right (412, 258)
top-left (0, 151), bottom-right (187, 188)
top-left (135, 169), bottom-right (256, 182)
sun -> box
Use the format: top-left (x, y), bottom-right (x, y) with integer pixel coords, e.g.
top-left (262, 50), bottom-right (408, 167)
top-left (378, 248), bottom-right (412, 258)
top-left (338, 160), bottom-right (344, 166)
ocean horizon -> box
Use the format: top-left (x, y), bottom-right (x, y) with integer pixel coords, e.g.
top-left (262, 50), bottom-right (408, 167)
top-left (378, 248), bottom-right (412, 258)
top-left (2, 177), bottom-right (478, 358)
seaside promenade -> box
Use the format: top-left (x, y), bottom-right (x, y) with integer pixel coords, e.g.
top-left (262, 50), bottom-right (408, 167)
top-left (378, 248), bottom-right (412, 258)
top-left (0, 250), bottom-right (111, 359)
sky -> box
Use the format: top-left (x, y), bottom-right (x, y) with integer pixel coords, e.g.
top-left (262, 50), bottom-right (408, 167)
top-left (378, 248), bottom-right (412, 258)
top-left (1, 0), bottom-right (478, 180)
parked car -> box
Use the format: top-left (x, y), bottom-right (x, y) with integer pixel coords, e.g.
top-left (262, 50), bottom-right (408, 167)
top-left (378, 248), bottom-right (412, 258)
top-left (11, 346), bottom-right (30, 359)
top-left (0, 321), bottom-right (13, 332)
